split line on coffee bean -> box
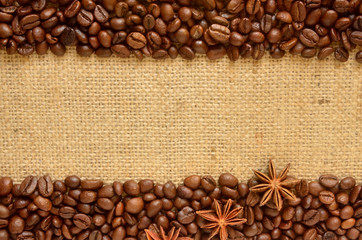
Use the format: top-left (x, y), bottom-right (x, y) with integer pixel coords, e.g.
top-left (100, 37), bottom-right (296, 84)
top-left (0, 160), bottom-right (361, 240)
top-left (0, 0), bottom-right (361, 61)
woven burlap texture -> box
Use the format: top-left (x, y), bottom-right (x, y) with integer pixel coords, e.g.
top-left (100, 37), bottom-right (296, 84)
top-left (0, 50), bottom-right (361, 184)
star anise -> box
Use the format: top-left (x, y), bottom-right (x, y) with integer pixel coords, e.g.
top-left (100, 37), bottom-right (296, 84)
top-left (196, 199), bottom-right (247, 240)
top-left (144, 226), bottom-right (192, 240)
top-left (250, 160), bottom-right (300, 211)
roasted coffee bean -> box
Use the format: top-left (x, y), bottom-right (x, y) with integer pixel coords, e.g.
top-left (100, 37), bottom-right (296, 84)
top-left (0, 177), bottom-right (13, 196)
top-left (208, 24), bottom-right (230, 43)
top-left (20, 176), bottom-right (38, 196)
top-left (303, 209), bottom-right (320, 226)
top-left (318, 46), bottom-right (334, 59)
top-left (126, 32), bottom-right (146, 49)
top-left (350, 31), bottom-right (362, 46)
top-left (65, 0), bottom-right (81, 18)
top-left (291, 1), bottom-right (306, 22)
top-left (177, 206), bottom-right (196, 224)
top-left (77, 9), bottom-right (94, 26)
top-left (299, 28), bottom-right (319, 47)
top-left (20, 14), bottom-right (40, 30)
top-left (94, 5), bottom-right (109, 23)
top-left (334, 47), bottom-right (349, 62)
top-left (246, 0), bottom-right (261, 15)
top-left (73, 214), bottom-right (91, 229)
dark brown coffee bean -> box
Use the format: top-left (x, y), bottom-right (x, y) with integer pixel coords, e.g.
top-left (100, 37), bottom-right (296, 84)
top-left (73, 214), bottom-right (91, 229)
top-left (319, 191), bottom-right (335, 205)
top-left (94, 5), bottom-right (109, 23)
top-left (277, 11), bottom-right (292, 23)
top-left (226, 45), bottom-right (239, 61)
top-left (226, 0), bottom-right (245, 13)
top-left (300, 28), bottom-right (319, 47)
top-left (291, 1), bottom-right (306, 22)
top-left (303, 209), bottom-right (320, 226)
top-left (179, 46), bottom-right (195, 60)
top-left (318, 46), bottom-right (334, 59)
top-left (305, 8), bottom-right (321, 26)
top-left (304, 228), bottom-right (317, 240)
top-left (127, 32), bottom-right (146, 49)
top-left (206, 44), bottom-right (226, 60)
top-left (0, 177), bottom-right (13, 196)
top-left (239, 18), bottom-right (252, 34)
top-left (65, 0), bottom-right (81, 18)
top-left (334, 47), bottom-right (349, 62)
top-left (60, 206), bottom-right (76, 218)
top-left (20, 176), bottom-right (38, 196)
top-left (249, 31), bottom-right (265, 43)
top-left (125, 197), bottom-right (144, 214)
top-left (177, 206), bottom-right (195, 224)
top-left (9, 215), bottom-right (25, 234)
top-left (208, 24), bottom-right (230, 43)
top-left (319, 175), bottom-right (339, 188)
top-left (20, 14), bottom-right (40, 30)
top-left (34, 196), bottom-right (52, 211)
top-left (321, 10), bottom-right (338, 27)
top-left (98, 30), bottom-right (111, 47)
top-left (350, 31), bottom-right (362, 45)
top-left (77, 9), bottom-right (94, 26)
top-left (160, 3), bottom-right (174, 22)
top-left (246, 0), bottom-right (261, 15)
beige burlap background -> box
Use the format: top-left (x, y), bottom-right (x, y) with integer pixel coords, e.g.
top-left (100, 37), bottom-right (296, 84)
top-left (0, 49), bottom-right (361, 184)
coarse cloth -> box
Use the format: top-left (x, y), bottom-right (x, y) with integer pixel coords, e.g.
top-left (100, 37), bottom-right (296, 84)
top-left (0, 49), bottom-right (361, 184)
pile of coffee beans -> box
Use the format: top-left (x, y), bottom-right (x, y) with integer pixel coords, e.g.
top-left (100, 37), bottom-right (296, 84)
top-left (0, 173), bottom-right (360, 240)
top-left (0, 0), bottom-right (361, 61)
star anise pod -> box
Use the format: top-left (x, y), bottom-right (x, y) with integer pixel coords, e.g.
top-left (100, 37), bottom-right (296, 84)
top-left (250, 160), bottom-right (300, 211)
top-left (196, 199), bottom-right (247, 240)
top-left (144, 226), bottom-right (192, 240)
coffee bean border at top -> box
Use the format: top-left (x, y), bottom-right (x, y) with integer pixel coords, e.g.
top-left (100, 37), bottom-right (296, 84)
top-left (0, 160), bottom-right (361, 240)
top-left (0, 0), bottom-right (361, 62)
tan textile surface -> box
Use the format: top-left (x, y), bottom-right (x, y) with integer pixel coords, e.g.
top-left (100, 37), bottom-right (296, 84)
top-left (0, 49), bottom-right (361, 184)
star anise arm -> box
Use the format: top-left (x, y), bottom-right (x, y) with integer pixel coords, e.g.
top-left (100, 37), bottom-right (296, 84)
top-left (201, 223), bottom-right (220, 229)
top-left (224, 206), bottom-right (243, 220)
top-left (280, 178), bottom-right (300, 188)
top-left (250, 183), bottom-right (271, 192)
top-left (279, 187), bottom-right (297, 201)
top-left (225, 218), bottom-right (247, 226)
top-left (196, 211), bottom-right (219, 222)
top-left (259, 188), bottom-right (273, 207)
top-left (219, 226), bottom-right (228, 240)
top-left (214, 199), bottom-right (223, 219)
top-left (269, 160), bottom-right (277, 179)
top-left (222, 199), bottom-right (233, 218)
top-left (208, 226), bottom-right (221, 240)
top-left (278, 163), bottom-right (290, 181)
top-left (274, 189), bottom-right (283, 211)
top-left (253, 170), bottom-right (271, 183)
top-left (144, 229), bottom-right (162, 240)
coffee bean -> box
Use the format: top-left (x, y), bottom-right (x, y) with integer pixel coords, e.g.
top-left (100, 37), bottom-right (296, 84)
top-left (81, 179), bottom-right (103, 190)
top-left (20, 14), bottom-right (40, 30)
top-left (9, 215), bottom-right (25, 234)
top-left (94, 5), bottom-right (109, 23)
top-left (73, 213), bottom-right (91, 229)
top-left (20, 176), bottom-right (38, 196)
top-left (208, 24), bottom-right (230, 43)
top-left (160, 3), bottom-right (174, 22)
top-left (303, 228), bottom-right (317, 240)
top-left (319, 191), bottom-right (335, 205)
top-left (246, 0), bottom-right (261, 15)
top-left (226, 0), bottom-right (245, 13)
top-left (303, 209), bottom-right (320, 226)
top-left (334, 47), bottom-right (349, 62)
top-left (125, 197), bottom-right (144, 214)
top-left (34, 196), bottom-right (52, 211)
top-left (276, 11), bottom-right (292, 23)
top-left (177, 206), bottom-right (195, 224)
top-left (318, 46), bottom-right (334, 59)
top-left (49, 42), bottom-right (66, 56)
top-left (109, 44), bottom-right (129, 57)
top-left (65, 0), bottom-right (81, 18)
top-left (300, 28), bottom-right (319, 47)
top-left (291, 1), bottom-right (306, 22)
top-left (126, 32), bottom-right (146, 49)
top-left (219, 173), bottom-right (238, 187)
top-left (179, 46), bottom-right (195, 60)
top-left (350, 31), bottom-right (362, 46)
top-left (0, 177), bottom-right (13, 196)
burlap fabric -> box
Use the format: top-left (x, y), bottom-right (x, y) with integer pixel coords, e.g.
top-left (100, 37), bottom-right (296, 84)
top-left (0, 49), bottom-right (361, 184)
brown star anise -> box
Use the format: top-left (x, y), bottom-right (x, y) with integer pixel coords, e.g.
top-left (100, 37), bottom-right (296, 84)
top-left (250, 160), bottom-right (300, 211)
top-left (144, 226), bottom-right (192, 240)
top-left (196, 199), bottom-right (246, 240)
